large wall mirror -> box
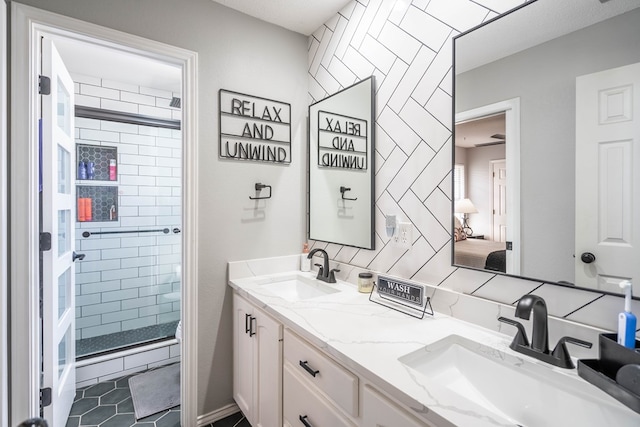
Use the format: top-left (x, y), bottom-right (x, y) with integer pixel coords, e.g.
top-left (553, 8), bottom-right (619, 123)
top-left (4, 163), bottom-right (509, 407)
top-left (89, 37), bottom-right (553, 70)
top-left (309, 77), bottom-right (375, 249)
top-left (453, 0), bottom-right (640, 295)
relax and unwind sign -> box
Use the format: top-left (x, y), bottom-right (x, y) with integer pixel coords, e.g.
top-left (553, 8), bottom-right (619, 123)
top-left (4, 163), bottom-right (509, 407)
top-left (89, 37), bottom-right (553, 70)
top-left (317, 111), bottom-right (368, 170)
top-left (219, 89), bottom-right (291, 164)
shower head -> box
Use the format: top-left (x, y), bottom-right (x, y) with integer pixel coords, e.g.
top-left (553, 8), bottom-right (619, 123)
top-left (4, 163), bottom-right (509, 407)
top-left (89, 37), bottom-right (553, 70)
top-left (169, 97), bottom-right (181, 108)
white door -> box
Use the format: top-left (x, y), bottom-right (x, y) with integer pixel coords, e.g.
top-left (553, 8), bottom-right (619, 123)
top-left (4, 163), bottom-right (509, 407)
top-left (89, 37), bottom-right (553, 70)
top-left (575, 62), bottom-right (640, 292)
top-left (41, 37), bottom-right (76, 426)
top-left (492, 160), bottom-right (507, 242)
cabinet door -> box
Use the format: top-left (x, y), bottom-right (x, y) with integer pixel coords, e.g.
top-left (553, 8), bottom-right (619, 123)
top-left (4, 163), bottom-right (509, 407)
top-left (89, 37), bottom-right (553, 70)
top-left (255, 308), bottom-right (283, 427)
top-left (233, 294), bottom-right (255, 422)
top-left (362, 385), bottom-right (433, 427)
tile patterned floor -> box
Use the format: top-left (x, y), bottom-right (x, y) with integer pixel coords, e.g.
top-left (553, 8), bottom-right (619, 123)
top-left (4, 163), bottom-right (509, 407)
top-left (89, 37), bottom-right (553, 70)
top-left (66, 367), bottom-right (250, 427)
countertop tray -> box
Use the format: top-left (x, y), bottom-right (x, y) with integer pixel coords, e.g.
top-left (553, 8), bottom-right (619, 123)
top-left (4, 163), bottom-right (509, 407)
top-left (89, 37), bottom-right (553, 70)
top-left (578, 358), bottom-right (640, 414)
top-left (577, 333), bottom-right (640, 414)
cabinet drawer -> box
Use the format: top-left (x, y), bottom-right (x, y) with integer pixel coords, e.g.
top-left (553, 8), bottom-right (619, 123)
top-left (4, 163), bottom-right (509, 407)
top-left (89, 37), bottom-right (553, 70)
top-left (284, 361), bottom-right (356, 427)
top-left (284, 329), bottom-right (358, 417)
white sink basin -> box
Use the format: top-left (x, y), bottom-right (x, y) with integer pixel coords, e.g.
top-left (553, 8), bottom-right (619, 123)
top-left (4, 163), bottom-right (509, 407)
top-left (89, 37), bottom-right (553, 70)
top-left (399, 335), bottom-right (636, 426)
top-left (258, 275), bottom-right (340, 302)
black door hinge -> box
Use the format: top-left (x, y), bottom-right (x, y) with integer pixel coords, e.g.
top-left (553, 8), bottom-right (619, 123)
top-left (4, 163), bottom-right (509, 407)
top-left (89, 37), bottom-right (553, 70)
top-left (40, 387), bottom-right (52, 407)
top-left (40, 232), bottom-right (52, 252)
top-left (39, 75), bottom-right (51, 95)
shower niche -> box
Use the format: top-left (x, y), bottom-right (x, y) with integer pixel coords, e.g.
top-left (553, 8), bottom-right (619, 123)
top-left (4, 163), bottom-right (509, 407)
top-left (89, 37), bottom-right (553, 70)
top-left (76, 143), bottom-right (118, 222)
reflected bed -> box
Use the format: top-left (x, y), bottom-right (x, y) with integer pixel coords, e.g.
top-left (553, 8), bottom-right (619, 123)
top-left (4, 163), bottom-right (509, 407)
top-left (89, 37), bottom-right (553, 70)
top-left (454, 239), bottom-right (506, 272)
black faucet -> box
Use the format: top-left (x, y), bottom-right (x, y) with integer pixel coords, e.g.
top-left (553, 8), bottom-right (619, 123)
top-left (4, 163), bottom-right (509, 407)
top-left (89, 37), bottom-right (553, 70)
top-left (307, 248), bottom-right (339, 283)
top-left (498, 294), bottom-right (592, 369)
top-left (515, 294), bottom-right (549, 353)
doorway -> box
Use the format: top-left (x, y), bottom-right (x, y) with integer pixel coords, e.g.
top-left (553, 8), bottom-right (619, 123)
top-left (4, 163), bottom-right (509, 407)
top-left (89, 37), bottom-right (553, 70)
top-left (455, 98), bottom-right (521, 275)
top-left (9, 4), bottom-right (198, 426)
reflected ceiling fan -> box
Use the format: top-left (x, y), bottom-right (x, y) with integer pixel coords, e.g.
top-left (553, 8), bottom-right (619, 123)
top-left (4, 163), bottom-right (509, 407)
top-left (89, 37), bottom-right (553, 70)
top-left (475, 133), bottom-right (505, 147)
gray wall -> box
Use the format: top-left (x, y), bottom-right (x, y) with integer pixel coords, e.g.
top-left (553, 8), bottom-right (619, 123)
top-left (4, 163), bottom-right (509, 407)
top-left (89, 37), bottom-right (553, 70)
top-left (456, 8), bottom-right (640, 282)
top-left (15, 0), bottom-right (308, 415)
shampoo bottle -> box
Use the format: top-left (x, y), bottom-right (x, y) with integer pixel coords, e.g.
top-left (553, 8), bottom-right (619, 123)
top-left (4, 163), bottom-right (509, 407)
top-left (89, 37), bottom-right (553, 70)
top-left (618, 281), bottom-right (637, 348)
top-left (109, 159), bottom-right (117, 181)
top-left (300, 243), bottom-right (311, 272)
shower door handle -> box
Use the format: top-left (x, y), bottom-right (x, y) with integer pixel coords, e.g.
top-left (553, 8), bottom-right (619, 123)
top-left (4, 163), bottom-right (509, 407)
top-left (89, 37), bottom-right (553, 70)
top-left (72, 251), bottom-right (86, 262)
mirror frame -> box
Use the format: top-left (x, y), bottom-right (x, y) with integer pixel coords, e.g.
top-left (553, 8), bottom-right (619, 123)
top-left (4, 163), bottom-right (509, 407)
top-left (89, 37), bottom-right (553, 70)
top-left (308, 76), bottom-right (376, 250)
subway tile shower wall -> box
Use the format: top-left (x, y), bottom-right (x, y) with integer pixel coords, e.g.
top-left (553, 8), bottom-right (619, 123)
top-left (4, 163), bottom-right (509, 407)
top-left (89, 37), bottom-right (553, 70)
top-left (73, 72), bottom-right (182, 342)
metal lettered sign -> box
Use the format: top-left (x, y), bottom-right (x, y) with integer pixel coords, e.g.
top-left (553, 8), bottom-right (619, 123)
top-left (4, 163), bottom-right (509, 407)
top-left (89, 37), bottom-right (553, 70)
top-left (219, 89), bottom-right (291, 164)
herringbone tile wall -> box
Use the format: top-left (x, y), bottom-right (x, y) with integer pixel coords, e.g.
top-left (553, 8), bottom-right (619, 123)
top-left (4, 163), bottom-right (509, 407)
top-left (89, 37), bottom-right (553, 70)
top-left (307, 0), bottom-right (640, 335)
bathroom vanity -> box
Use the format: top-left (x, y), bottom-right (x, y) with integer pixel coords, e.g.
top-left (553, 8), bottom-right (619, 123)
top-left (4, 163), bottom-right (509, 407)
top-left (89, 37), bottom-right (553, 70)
top-left (228, 260), bottom-right (639, 427)
top-left (231, 286), bottom-right (437, 427)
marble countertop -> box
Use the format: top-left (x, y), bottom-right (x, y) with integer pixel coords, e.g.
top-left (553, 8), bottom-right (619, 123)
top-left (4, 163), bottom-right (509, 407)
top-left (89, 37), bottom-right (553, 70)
top-left (228, 270), bottom-right (638, 427)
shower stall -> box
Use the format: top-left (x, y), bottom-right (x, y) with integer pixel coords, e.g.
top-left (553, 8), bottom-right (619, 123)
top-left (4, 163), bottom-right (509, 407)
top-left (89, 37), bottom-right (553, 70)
top-left (72, 79), bottom-right (182, 360)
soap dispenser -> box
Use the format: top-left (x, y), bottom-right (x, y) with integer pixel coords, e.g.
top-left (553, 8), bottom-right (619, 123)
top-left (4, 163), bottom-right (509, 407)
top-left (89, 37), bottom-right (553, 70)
top-left (300, 243), bottom-right (311, 272)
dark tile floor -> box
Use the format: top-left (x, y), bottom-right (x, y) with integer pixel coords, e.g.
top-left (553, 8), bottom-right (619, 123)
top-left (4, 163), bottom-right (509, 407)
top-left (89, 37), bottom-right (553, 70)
top-left (66, 368), bottom-right (250, 427)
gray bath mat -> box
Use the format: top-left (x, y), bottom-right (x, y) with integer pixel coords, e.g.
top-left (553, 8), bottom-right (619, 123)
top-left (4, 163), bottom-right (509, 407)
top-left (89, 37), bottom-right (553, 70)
top-left (129, 363), bottom-right (180, 419)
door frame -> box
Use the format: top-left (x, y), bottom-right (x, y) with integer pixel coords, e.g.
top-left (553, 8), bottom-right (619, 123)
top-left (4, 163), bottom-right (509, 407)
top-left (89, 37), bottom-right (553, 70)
top-left (456, 98), bottom-right (521, 274)
top-left (9, 4), bottom-right (199, 426)
top-left (0, 3), bottom-right (8, 427)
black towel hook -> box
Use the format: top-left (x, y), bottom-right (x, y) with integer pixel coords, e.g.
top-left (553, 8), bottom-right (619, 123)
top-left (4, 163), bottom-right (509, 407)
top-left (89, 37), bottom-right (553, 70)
top-left (250, 183), bottom-right (272, 200)
top-left (340, 186), bottom-right (357, 201)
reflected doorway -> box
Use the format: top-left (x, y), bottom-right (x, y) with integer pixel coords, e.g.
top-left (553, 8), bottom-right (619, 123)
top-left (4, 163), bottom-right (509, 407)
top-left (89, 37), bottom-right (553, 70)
top-left (454, 98), bottom-right (521, 275)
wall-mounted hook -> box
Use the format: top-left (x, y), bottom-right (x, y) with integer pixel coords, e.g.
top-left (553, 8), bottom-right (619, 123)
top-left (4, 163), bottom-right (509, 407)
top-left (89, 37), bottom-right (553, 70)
top-left (340, 186), bottom-right (357, 201)
top-left (249, 183), bottom-right (272, 200)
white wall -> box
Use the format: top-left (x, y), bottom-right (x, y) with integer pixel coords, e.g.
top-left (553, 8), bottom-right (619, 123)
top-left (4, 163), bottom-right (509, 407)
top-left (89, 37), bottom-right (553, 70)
top-left (14, 0), bottom-right (308, 417)
top-left (308, 0), bottom-right (640, 341)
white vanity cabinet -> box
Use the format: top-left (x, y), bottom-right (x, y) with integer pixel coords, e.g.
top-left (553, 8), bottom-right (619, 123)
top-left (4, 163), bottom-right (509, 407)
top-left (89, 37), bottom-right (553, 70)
top-left (232, 293), bottom-right (282, 427)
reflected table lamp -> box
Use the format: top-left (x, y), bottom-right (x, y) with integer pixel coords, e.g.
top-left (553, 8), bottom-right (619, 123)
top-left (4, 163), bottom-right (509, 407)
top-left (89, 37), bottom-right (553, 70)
top-left (455, 198), bottom-right (478, 236)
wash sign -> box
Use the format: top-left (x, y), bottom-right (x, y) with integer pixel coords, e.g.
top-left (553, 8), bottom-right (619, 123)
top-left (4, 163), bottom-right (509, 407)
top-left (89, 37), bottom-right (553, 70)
top-left (317, 111), bottom-right (368, 171)
top-left (219, 89), bottom-right (291, 164)
top-left (377, 276), bottom-right (424, 307)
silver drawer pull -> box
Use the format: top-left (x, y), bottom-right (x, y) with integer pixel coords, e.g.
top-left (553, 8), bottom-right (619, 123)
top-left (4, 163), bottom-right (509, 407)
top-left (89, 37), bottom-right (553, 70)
top-left (299, 415), bottom-right (313, 427)
top-left (299, 360), bottom-right (319, 377)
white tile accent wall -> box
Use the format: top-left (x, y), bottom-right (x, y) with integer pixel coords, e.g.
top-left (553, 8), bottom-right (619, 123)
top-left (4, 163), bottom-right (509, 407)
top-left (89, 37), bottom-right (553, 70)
top-left (73, 73), bottom-right (182, 341)
top-left (308, 0), bottom-right (639, 338)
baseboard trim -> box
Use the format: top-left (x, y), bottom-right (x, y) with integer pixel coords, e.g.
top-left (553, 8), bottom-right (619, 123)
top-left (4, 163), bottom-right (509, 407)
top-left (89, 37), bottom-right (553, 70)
top-left (197, 403), bottom-right (240, 426)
